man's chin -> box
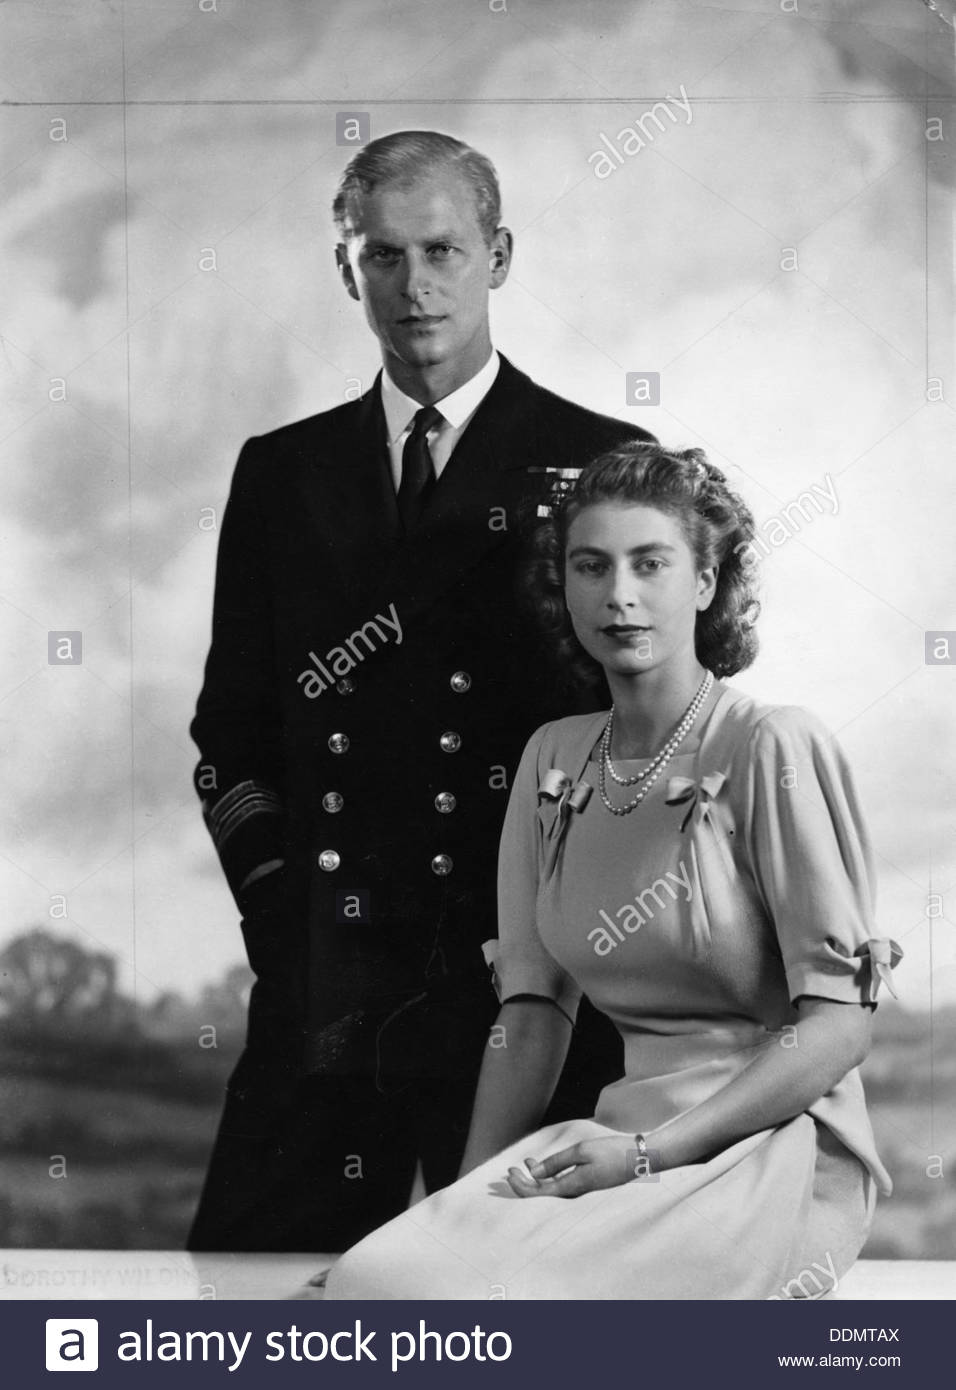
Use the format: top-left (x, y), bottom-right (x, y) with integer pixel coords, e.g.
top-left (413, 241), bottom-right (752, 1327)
top-left (388, 323), bottom-right (458, 364)
top-left (392, 343), bottom-right (452, 371)
top-left (403, 346), bottom-right (447, 367)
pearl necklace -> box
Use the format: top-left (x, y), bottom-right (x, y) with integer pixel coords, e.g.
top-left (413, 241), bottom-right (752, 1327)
top-left (598, 671), bottom-right (715, 816)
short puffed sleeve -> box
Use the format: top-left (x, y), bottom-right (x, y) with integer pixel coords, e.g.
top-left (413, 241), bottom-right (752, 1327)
top-left (745, 706), bottom-right (901, 1007)
top-left (481, 725), bottom-right (583, 1025)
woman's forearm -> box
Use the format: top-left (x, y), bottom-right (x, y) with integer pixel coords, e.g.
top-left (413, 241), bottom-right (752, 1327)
top-left (457, 998), bottom-right (573, 1178)
top-left (649, 999), bottom-right (873, 1172)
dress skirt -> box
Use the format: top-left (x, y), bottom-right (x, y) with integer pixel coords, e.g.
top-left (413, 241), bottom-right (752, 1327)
top-left (323, 1112), bottom-right (874, 1301)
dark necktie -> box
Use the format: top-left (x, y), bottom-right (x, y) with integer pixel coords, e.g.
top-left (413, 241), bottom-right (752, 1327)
top-left (397, 404), bottom-right (443, 531)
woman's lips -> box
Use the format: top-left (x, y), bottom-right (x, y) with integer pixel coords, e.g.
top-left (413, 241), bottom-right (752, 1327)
top-left (601, 626), bottom-right (652, 644)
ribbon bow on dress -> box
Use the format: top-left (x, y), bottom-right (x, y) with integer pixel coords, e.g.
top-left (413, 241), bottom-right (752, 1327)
top-left (664, 771), bottom-right (735, 954)
top-left (536, 768), bottom-right (593, 879)
top-left (830, 936), bottom-right (904, 1003)
top-left (537, 768), bottom-right (593, 840)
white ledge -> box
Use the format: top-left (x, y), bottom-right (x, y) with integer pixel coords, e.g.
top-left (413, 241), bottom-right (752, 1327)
top-left (1, 1252), bottom-right (954, 1301)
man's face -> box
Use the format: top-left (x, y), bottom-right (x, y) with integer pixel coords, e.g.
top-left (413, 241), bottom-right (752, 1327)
top-left (336, 168), bottom-right (511, 381)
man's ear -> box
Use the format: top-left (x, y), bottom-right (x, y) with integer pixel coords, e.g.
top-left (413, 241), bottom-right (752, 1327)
top-left (336, 243), bottom-right (360, 302)
top-left (488, 226), bottom-right (513, 289)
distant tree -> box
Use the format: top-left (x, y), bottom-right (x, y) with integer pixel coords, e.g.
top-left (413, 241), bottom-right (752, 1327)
top-left (0, 926), bottom-right (120, 1027)
top-left (143, 965), bottom-right (251, 1041)
top-left (197, 963), bottom-right (253, 1035)
top-left (0, 927), bottom-right (254, 1041)
top-left (144, 988), bottom-right (199, 1039)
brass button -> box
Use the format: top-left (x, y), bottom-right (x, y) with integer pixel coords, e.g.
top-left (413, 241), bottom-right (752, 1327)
top-left (439, 731), bottom-right (461, 753)
top-left (431, 854), bottom-right (453, 876)
top-left (318, 849), bottom-right (341, 872)
top-left (322, 792), bottom-right (344, 813)
top-left (336, 677), bottom-right (356, 695)
top-left (434, 792), bottom-right (457, 814)
top-left (450, 671), bottom-right (472, 693)
top-left (328, 732), bottom-right (350, 754)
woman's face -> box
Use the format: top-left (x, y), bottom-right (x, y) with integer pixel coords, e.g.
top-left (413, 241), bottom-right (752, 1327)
top-left (564, 501), bottom-right (716, 680)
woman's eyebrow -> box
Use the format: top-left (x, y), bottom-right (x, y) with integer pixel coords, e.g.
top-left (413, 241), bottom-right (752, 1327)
top-left (567, 542), bottom-right (677, 558)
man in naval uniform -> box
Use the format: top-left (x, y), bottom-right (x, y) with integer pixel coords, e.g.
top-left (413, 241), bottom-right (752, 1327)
top-left (187, 130), bottom-right (654, 1253)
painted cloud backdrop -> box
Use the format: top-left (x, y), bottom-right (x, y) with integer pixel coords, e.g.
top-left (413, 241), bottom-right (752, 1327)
top-left (1, 0), bottom-right (953, 1015)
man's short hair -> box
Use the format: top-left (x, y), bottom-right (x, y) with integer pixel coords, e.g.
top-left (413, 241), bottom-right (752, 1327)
top-left (332, 130), bottom-right (502, 245)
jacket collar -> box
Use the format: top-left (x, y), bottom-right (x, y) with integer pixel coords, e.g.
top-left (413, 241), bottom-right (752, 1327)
top-left (302, 355), bottom-right (545, 632)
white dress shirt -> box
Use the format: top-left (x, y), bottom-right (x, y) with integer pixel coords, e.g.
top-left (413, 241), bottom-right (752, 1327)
top-left (380, 350), bottom-right (501, 493)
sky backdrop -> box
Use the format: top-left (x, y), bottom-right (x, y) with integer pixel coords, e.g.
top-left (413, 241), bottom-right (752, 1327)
top-left (1, 0), bottom-right (954, 1017)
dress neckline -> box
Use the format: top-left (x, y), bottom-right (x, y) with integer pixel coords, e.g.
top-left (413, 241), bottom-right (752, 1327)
top-left (588, 747), bottom-right (698, 766)
top-left (584, 679), bottom-right (726, 766)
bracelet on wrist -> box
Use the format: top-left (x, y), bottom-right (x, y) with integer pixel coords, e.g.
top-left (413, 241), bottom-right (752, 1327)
top-left (632, 1132), bottom-right (657, 1176)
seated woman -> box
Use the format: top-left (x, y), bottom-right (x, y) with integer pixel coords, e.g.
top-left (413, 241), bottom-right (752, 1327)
top-left (323, 441), bottom-right (900, 1301)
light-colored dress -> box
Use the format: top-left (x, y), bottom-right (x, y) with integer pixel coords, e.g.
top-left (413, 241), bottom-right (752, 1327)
top-left (324, 681), bottom-right (900, 1300)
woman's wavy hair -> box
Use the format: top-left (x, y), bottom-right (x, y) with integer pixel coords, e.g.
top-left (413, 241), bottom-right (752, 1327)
top-left (523, 441), bottom-right (761, 688)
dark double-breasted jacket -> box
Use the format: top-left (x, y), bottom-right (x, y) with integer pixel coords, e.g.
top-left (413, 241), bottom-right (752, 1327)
top-left (191, 354), bottom-right (653, 1084)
